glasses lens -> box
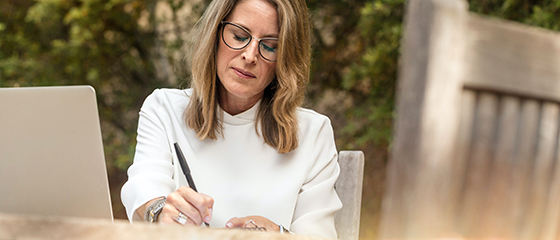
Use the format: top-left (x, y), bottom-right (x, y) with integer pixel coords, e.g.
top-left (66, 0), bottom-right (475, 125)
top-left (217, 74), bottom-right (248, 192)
top-left (259, 39), bottom-right (278, 61)
top-left (221, 22), bottom-right (278, 62)
top-left (222, 23), bottom-right (251, 49)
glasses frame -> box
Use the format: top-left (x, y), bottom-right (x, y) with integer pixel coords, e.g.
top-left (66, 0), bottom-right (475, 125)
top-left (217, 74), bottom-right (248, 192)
top-left (220, 21), bottom-right (278, 62)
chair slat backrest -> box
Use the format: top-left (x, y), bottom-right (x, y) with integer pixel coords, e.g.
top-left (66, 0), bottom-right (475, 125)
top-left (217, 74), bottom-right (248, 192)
top-left (454, 91), bottom-right (560, 238)
top-left (379, 0), bottom-right (560, 239)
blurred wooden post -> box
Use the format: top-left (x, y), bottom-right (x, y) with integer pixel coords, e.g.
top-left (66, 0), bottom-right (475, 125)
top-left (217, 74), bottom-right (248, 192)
top-left (380, 0), bottom-right (560, 239)
top-left (379, 0), bottom-right (467, 238)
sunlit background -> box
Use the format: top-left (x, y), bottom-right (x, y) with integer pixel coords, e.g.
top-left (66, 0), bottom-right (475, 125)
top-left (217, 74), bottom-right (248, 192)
top-left (1, 0), bottom-right (558, 238)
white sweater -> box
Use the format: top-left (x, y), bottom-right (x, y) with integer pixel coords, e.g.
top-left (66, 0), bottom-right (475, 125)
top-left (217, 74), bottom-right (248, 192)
top-left (120, 89), bottom-right (342, 239)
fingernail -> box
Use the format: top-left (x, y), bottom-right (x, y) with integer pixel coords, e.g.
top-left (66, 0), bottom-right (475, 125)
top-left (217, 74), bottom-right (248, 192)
top-left (204, 208), bottom-right (212, 223)
top-left (226, 222), bottom-right (233, 228)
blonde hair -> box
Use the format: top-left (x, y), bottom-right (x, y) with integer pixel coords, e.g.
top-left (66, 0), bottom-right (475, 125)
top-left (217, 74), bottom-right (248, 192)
top-left (185, 0), bottom-right (311, 154)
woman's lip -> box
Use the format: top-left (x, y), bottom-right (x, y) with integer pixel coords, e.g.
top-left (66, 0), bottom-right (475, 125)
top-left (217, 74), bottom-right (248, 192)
top-left (232, 67), bottom-right (256, 78)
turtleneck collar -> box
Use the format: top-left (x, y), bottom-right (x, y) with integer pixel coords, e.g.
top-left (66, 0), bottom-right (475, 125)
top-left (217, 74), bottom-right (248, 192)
top-left (219, 100), bottom-right (261, 126)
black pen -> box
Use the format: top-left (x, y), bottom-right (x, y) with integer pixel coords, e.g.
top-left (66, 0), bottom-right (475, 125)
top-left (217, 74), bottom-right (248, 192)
top-left (174, 142), bottom-right (210, 227)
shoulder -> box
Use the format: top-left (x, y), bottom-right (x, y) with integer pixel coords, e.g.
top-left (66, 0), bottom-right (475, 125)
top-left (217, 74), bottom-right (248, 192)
top-left (296, 107), bottom-right (334, 139)
top-left (141, 88), bottom-right (192, 109)
top-left (297, 107), bottom-right (332, 129)
top-left (139, 88), bottom-right (193, 119)
top-left (144, 88), bottom-right (192, 102)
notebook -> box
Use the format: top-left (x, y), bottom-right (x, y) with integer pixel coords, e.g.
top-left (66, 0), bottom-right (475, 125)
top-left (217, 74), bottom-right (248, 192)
top-left (0, 85), bottom-right (113, 220)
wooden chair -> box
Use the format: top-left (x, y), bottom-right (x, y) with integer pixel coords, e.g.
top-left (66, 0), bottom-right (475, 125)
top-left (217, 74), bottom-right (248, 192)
top-left (379, 0), bottom-right (560, 239)
top-left (335, 151), bottom-right (365, 240)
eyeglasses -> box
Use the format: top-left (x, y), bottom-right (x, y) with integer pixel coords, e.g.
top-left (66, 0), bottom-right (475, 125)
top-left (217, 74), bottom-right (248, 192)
top-left (220, 21), bottom-right (278, 62)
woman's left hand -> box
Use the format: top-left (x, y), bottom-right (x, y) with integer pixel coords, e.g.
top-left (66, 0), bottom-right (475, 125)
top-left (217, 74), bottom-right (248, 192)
top-left (225, 215), bottom-right (281, 232)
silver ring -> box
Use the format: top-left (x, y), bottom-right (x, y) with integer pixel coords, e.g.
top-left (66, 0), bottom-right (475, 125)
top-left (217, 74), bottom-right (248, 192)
top-left (175, 212), bottom-right (188, 225)
top-left (244, 219), bottom-right (266, 231)
top-left (245, 219), bottom-right (257, 228)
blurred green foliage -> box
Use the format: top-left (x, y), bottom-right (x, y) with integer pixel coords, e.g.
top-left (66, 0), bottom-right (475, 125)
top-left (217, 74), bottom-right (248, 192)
top-left (1, 0), bottom-right (559, 238)
top-left (0, 0), bottom-right (166, 174)
top-left (305, 0), bottom-right (403, 154)
top-left (469, 0), bottom-right (560, 31)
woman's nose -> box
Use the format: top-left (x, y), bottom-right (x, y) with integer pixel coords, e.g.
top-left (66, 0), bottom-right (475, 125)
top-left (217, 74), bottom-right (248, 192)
top-left (242, 39), bottom-right (260, 63)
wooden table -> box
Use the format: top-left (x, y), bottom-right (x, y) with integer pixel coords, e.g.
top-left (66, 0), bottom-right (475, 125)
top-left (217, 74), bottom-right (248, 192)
top-left (0, 214), bottom-right (326, 240)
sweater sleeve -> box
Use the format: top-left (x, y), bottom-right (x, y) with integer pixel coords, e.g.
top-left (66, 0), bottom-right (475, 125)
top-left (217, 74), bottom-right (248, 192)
top-left (120, 90), bottom-right (176, 222)
top-left (290, 116), bottom-right (343, 239)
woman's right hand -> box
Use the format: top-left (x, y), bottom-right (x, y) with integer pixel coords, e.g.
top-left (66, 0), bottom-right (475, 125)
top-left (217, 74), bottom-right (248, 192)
top-left (138, 186), bottom-right (214, 226)
top-left (158, 186), bottom-right (214, 226)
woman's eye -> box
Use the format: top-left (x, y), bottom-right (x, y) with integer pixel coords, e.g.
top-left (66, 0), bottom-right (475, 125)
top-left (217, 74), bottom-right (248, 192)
top-left (233, 34), bottom-right (249, 42)
top-left (261, 43), bottom-right (277, 53)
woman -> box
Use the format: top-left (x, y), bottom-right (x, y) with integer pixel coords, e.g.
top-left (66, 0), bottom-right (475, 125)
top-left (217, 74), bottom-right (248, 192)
top-left (120, 0), bottom-right (342, 238)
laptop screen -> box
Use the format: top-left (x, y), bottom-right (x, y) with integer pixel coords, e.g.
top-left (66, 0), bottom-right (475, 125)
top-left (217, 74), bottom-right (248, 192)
top-left (0, 86), bottom-right (113, 220)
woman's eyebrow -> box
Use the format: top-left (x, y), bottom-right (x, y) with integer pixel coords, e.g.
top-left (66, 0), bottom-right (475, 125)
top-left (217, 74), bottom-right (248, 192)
top-left (238, 23), bottom-right (250, 31)
top-left (235, 22), bottom-right (278, 38)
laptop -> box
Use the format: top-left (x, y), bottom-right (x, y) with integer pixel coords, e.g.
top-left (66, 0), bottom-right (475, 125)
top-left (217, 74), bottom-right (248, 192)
top-left (0, 85), bottom-right (113, 220)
